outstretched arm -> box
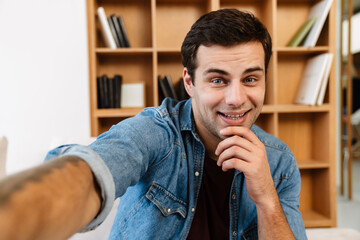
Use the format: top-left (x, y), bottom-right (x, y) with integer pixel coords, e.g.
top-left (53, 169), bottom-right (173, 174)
top-left (0, 155), bottom-right (101, 240)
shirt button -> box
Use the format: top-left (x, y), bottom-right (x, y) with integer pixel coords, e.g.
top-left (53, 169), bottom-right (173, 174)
top-left (195, 171), bottom-right (200, 177)
top-left (232, 194), bottom-right (236, 200)
top-left (167, 208), bottom-right (171, 213)
top-left (192, 208), bottom-right (195, 212)
top-left (233, 231), bottom-right (238, 237)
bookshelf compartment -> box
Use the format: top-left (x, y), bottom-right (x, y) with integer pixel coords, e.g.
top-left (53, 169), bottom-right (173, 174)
top-left (299, 169), bottom-right (332, 228)
top-left (277, 53), bottom-right (321, 105)
top-left (276, 0), bottom-right (330, 48)
top-left (157, 53), bottom-right (183, 81)
top-left (95, 0), bottom-right (152, 48)
top-left (277, 52), bottom-right (331, 105)
top-left (276, 1), bottom-right (310, 47)
top-left (156, 1), bottom-right (208, 50)
top-left (255, 113), bottom-right (276, 136)
top-left (219, 0), bottom-right (274, 36)
top-left (97, 54), bottom-right (154, 107)
top-left (97, 117), bottom-right (126, 135)
top-left (278, 112), bottom-right (329, 165)
top-left (277, 54), bottom-right (306, 105)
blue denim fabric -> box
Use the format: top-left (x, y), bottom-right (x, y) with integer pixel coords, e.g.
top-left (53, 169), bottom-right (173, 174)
top-left (45, 98), bottom-right (307, 239)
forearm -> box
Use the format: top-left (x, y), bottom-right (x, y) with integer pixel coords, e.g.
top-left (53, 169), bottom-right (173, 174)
top-left (256, 191), bottom-right (295, 240)
top-left (0, 155), bottom-right (101, 240)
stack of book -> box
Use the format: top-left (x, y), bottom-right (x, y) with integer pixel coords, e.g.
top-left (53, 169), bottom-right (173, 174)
top-left (97, 7), bottom-right (130, 49)
top-left (287, 0), bottom-right (333, 47)
top-left (97, 74), bottom-right (122, 109)
top-left (294, 53), bottom-right (333, 106)
top-left (158, 75), bottom-right (189, 102)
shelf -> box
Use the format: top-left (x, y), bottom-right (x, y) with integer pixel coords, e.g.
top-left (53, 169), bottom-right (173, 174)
top-left (157, 48), bottom-right (181, 54)
top-left (156, 1), bottom-right (208, 49)
top-left (278, 112), bottom-right (330, 164)
top-left (298, 160), bottom-right (329, 169)
top-left (276, 46), bottom-right (330, 55)
top-left (94, 108), bottom-right (143, 118)
top-left (302, 210), bottom-right (332, 228)
top-left (262, 104), bottom-right (331, 113)
top-left (96, 48), bottom-right (154, 55)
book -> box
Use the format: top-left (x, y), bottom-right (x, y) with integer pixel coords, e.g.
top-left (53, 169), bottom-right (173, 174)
top-left (107, 17), bottom-right (121, 48)
top-left (294, 53), bottom-right (332, 105)
top-left (158, 75), bottom-right (172, 99)
top-left (110, 15), bottom-right (126, 47)
top-left (121, 83), bottom-right (145, 107)
top-left (177, 77), bottom-right (190, 101)
top-left (97, 76), bottom-right (104, 108)
top-left (100, 75), bottom-right (110, 108)
top-left (97, 74), bottom-right (123, 108)
top-left (97, 7), bottom-right (117, 49)
top-left (316, 53), bottom-right (333, 105)
top-left (287, 17), bottom-right (317, 47)
top-left (163, 75), bottom-right (178, 100)
top-left (302, 0), bottom-right (333, 47)
top-left (158, 75), bottom-right (166, 103)
top-left (113, 75), bottom-right (122, 108)
top-left (117, 16), bottom-right (130, 48)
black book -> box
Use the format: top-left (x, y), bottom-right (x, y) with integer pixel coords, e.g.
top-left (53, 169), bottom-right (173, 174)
top-left (163, 75), bottom-right (178, 100)
top-left (177, 77), bottom-right (190, 101)
top-left (101, 75), bottom-right (110, 108)
top-left (97, 76), bottom-right (104, 108)
top-left (113, 74), bottom-right (122, 108)
top-left (110, 15), bottom-right (126, 47)
top-left (107, 76), bottom-right (115, 108)
top-left (117, 16), bottom-right (130, 48)
top-left (107, 17), bottom-right (121, 48)
top-left (158, 75), bottom-right (166, 102)
top-left (158, 75), bottom-right (172, 99)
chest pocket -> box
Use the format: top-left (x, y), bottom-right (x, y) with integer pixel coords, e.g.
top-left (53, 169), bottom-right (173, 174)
top-left (119, 183), bottom-right (188, 240)
top-left (146, 182), bottom-right (188, 218)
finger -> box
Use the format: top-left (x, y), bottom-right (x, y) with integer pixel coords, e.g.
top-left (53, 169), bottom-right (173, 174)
top-left (215, 135), bottom-right (253, 156)
top-left (216, 145), bottom-right (252, 167)
top-left (220, 157), bottom-right (249, 172)
top-left (220, 126), bottom-right (262, 146)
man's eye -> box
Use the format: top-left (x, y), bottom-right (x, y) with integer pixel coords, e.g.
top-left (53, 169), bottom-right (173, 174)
top-left (244, 77), bottom-right (256, 84)
top-left (212, 79), bottom-right (224, 84)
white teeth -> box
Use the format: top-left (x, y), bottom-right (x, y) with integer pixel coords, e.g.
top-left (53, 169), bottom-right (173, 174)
top-left (224, 112), bottom-right (246, 119)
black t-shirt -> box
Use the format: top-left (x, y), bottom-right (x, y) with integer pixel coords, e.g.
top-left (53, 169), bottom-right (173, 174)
top-left (187, 156), bottom-right (235, 240)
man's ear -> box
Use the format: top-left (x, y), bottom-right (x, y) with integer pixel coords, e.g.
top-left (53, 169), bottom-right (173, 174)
top-left (183, 68), bottom-right (193, 97)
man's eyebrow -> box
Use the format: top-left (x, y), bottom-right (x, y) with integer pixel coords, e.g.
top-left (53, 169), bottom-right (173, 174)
top-left (244, 67), bottom-right (264, 74)
top-left (203, 66), bottom-right (264, 77)
top-left (203, 68), bottom-right (229, 76)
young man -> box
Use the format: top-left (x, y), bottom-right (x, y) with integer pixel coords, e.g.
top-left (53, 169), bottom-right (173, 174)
top-left (0, 9), bottom-right (307, 239)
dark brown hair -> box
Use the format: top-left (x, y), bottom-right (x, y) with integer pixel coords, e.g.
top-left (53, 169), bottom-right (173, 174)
top-left (181, 9), bottom-right (272, 84)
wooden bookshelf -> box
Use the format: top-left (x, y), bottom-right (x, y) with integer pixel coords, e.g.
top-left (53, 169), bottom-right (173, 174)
top-left (86, 0), bottom-right (337, 228)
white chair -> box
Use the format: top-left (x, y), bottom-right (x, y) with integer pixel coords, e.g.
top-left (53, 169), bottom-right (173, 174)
top-left (0, 136), bottom-right (8, 179)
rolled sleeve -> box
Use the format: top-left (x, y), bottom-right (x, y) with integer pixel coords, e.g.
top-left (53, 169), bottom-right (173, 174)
top-left (277, 162), bottom-right (307, 240)
top-left (45, 144), bottom-right (116, 231)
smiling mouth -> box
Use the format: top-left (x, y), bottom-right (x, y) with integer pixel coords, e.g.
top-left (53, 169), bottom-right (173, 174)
top-left (219, 110), bottom-right (251, 120)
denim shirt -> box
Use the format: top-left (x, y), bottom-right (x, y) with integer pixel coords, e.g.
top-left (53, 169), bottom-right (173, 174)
top-left (45, 98), bottom-right (307, 240)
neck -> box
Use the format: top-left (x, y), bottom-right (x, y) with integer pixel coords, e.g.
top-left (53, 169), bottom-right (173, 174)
top-left (201, 136), bottom-right (220, 161)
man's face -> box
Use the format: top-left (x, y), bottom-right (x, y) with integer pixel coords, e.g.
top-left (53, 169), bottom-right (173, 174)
top-left (184, 42), bottom-right (266, 144)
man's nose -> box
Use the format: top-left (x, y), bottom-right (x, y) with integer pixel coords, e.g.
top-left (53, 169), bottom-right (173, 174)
top-left (224, 82), bottom-right (247, 107)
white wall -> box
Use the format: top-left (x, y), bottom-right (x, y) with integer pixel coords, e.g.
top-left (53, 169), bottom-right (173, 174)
top-left (342, 12), bottom-right (360, 57)
top-left (0, 0), bottom-right (95, 174)
top-left (0, 1), bottom-right (117, 239)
